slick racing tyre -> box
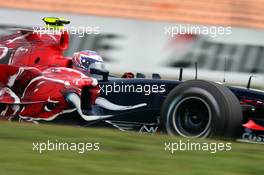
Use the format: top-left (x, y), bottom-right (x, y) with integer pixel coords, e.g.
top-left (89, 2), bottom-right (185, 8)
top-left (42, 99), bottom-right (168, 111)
top-left (161, 80), bottom-right (242, 138)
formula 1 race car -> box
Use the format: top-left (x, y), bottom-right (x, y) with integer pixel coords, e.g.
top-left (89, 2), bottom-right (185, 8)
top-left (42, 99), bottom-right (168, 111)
top-left (0, 17), bottom-right (263, 143)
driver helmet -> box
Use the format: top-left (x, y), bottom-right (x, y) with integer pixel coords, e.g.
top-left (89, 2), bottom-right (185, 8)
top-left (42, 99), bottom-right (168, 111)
top-left (72, 50), bottom-right (105, 75)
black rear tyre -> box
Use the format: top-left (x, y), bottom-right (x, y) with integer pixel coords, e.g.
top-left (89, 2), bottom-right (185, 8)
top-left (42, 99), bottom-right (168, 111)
top-left (161, 80), bottom-right (242, 138)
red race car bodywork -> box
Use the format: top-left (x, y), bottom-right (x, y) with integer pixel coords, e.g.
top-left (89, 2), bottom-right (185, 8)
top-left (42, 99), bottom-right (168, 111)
top-left (0, 28), bottom-right (100, 122)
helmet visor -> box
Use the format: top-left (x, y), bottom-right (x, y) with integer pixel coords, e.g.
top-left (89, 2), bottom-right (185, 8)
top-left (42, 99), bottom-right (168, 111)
top-left (80, 55), bottom-right (92, 69)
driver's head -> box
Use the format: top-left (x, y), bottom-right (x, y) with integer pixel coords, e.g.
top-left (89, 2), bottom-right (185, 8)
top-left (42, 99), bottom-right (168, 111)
top-left (72, 50), bottom-right (105, 75)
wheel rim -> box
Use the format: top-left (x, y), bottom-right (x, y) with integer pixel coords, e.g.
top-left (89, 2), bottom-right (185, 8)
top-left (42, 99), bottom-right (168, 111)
top-left (172, 97), bottom-right (212, 138)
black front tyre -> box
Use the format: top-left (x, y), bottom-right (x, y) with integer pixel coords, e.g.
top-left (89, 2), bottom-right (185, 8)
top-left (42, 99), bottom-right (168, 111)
top-left (161, 80), bottom-right (243, 138)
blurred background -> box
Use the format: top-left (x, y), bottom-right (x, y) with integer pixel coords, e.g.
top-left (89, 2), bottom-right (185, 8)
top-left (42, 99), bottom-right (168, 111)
top-left (1, 0), bottom-right (264, 86)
